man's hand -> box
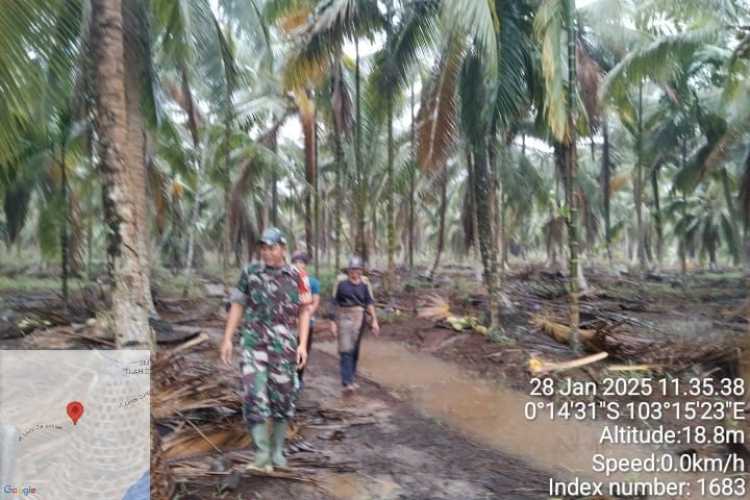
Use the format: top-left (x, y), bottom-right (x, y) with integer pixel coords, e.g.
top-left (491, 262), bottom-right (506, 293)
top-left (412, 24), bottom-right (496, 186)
top-left (220, 338), bottom-right (234, 367)
top-left (221, 303), bottom-right (243, 367)
top-left (330, 321), bottom-right (338, 337)
top-left (296, 345), bottom-right (308, 369)
top-left (371, 321), bottom-right (380, 337)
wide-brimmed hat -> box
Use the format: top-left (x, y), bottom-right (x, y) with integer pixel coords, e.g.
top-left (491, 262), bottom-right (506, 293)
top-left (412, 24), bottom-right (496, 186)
top-left (258, 227), bottom-right (286, 246)
top-left (291, 251), bottom-right (309, 264)
top-left (347, 256), bottom-right (364, 270)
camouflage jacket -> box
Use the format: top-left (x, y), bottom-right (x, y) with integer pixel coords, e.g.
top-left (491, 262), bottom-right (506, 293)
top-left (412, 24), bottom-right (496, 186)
top-left (229, 262), bottom-right (305, 343)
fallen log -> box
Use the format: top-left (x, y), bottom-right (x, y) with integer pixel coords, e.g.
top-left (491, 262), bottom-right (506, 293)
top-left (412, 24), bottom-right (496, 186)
top-left (530, 315), bottom-right (596, 344)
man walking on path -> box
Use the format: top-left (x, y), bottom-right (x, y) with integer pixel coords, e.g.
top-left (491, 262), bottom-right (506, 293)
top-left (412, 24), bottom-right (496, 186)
top-left (331, 256), bottom-right (380, 394)
top-left (291, 251), bottom-right (320, 390)
top-left (220, 228), bottom-right (311, 472)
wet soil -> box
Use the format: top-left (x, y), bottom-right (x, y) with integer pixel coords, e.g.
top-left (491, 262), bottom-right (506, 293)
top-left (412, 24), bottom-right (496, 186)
top-left (3, 267), bottom-right (748, 499)
top-left (181, 340), bottom-right (551, 499)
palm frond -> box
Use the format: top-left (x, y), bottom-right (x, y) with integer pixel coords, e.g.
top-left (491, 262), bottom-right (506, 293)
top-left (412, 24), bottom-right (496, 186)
top-left (263, 0), bottom-right (314, 25)
top-left (600, 28), bottom-right (717, 101)
top-left (576, 43), bottom-right (602, 131)
top-left (578, 0), bottom-right (643, 59)
top-left (330, 59), bottom-right (353, 137)
top-left (441, 0), bottom-right (498, 81)
top-left (0, 0), bottom-right (82, 165)
top-left (219, 0), bottom-right (273, 70)
top-left (283, 0), bottom-right (384, 90)
top-left (492, 0), bottom-right (534, 127)
top-left (367, 1), bottom-right (439, 120)
top-left (534, 0), bottom-right (569, 143)
top-left (417, 38), bottom-right (463, 172)
top-left (459, 47), bottom-right (489, 144)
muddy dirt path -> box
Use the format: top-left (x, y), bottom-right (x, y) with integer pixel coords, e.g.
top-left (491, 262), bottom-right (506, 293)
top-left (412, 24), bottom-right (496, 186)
top-left (184, 336), bottom-right (551, 500)
top-left (316, 337), bottom-right (735, 499)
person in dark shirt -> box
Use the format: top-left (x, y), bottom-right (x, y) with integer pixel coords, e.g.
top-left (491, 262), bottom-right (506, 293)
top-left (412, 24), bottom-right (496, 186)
top-left (331, 256), bottom-right (380, 394)
top-left (291, 251), bottom-right (320, 390)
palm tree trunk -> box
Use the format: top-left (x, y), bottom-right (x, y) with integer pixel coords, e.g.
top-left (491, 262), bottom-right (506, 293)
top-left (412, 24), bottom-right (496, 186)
top-left (472, 138), bottom-right (502, 335)
top-left (501, 190), bottom-right (508, 267)
top-left (180, 65), bottom-right (204, 298)
top-left (354, 39), bottom-right (368, 262)
top-left (91, 0), bottom-right (153, 348)
top-left (265, 128), bottom-right (279, 227)
top-left (601, 118), bottom-right (612, 264)
top-left (408, 84), bottom-right (416, 269)
top-left (303, 101), bottom-right (315, 255)
top-left (742, 149), bottom-right (750, 270)
top-left (313, 110), bottom-right (320, 276)
top-left (371, 204), bottom-right (378, 255)
top-left (222, 63), bottom-right (235, 293)
top-left (720, 167), bottom-right (740, 266)
top-left (680, 139), bottom-right (688, 273)
top-left (651, 162), bottom-right (663, 266)
top-left (385, 0), bottom-right (396, 287)
top-left (270, 168), bottom-right (278, 226)
top-left (93, 21), bottom-right (169, 500)
top-left (386, 85), bottom-right (395, 290)
top-left (493, 139), bottom-right (506, 272)
top-left (123, 0), bottom-right (156, 316)
top-left (488, 129), bottom-right (501, 269)
top-left (333, 130), bottom-right (344, 271)
top-left (320, 203), bottom-right (327, 264)
top-left (87, 208), bottom-right (94, 281)
top-left (430, 169), bottom-right (448, 278)
top-left (564, 0), bottom-right (581, 353)
top-left (182, 175), bottom-right (203, 297)
top-left (223, 186), bottom-right (231, 291)
top-left (60, 151), bottom-right (70, 308)
top-left (635, 80), bottom-right (646, 272)
top-left (465, 149), bottom-right (480, 256)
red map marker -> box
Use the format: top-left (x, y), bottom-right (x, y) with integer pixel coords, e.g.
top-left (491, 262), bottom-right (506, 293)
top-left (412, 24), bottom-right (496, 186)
top-left (66, 401), bottom-right (84, 425)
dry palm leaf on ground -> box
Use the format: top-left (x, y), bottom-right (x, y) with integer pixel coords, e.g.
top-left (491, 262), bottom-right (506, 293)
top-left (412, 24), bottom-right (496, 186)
top-left (417, 294), bottom-right (488, 335)
top-left (529, 313), bottom-right (737, 369)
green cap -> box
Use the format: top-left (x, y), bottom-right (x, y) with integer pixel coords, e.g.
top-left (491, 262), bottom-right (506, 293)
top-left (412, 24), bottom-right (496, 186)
top-left (258, 227), bottom-right (286, 246)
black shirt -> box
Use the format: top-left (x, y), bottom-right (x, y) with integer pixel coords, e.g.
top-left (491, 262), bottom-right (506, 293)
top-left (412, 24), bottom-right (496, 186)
top-left (334, 279), bottom-right (374, 307)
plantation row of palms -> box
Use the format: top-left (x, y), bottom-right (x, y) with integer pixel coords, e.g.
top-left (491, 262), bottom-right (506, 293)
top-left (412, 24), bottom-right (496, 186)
top-left (2, 0), bottom-right (750, 343)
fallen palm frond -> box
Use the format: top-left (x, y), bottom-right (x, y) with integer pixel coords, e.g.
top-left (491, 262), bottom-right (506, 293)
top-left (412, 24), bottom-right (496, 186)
top-left (417, 294), bottom-right (451, 320)
top-left (607, 364), bottom-right (662, 372)
top-left (149, 326), bottom-right (377, 482)
top-left (163, 422), bottom-right (250, 460)
top-left (529, 312), bottom-right (736, 370)
top-left (528, 352), bottom-right (609, 375)
top-left (417, 294), bottom-right (488, 334)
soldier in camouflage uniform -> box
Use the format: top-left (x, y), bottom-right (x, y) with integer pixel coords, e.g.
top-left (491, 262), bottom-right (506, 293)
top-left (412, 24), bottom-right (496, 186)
top-left (220, 227), bottom-right (311, 472)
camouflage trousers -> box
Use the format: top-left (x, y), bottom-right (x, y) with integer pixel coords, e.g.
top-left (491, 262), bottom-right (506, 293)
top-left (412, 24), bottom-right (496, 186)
top-left (239, 326), bottom-right (299, 424)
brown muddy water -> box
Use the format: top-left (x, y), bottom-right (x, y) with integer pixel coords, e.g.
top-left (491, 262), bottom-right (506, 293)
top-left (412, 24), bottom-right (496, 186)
top-left (317, 338), bottom-right (738, 499)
